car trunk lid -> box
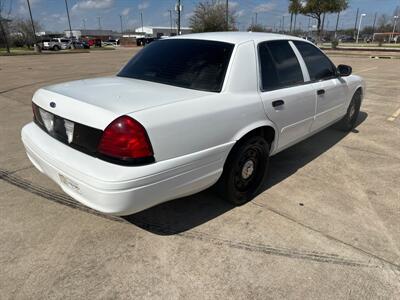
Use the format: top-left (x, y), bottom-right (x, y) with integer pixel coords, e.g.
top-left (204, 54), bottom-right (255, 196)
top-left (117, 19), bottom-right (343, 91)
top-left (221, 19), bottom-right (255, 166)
top-left (33, 76), bottom-right (211, 130)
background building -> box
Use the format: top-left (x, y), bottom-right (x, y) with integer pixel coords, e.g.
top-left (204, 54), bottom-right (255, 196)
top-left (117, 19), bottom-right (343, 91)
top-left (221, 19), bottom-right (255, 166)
top-left (64, 29), bottom-right (121, 41)
top-left (134, 26), bottom-right (192, 38)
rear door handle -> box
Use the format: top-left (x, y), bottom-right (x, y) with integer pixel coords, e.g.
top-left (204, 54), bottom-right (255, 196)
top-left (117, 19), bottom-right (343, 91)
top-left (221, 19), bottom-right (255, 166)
top-left (317, 89), bottom-right (325, 95)
top-left (272, 100), bottom-right (285, 107)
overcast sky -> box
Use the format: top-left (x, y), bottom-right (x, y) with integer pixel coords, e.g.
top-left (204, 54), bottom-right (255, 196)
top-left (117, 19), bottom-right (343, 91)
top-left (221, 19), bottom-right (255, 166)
top-left (5, 0), bottom-right (400, 33)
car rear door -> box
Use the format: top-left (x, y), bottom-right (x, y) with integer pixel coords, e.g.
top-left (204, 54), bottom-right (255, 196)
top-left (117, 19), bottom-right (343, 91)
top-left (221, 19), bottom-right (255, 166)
top-left (258, 40), bottom-right (316, 151)
top-left (292, 41), bottom-right (347, 132)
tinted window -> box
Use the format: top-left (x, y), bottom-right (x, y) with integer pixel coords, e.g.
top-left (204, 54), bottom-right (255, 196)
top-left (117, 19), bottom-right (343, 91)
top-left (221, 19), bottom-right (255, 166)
top-left (293, 41), bottom-right (336, 81)
top-left (258, 40), bottom-right (304, 91)
top-left (118, 39), bottom-right (234, 92)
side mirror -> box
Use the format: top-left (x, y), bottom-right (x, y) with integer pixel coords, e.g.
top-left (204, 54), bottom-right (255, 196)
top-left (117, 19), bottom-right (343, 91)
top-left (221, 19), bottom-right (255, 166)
top-left (337, 64), bottom-right (352, 77)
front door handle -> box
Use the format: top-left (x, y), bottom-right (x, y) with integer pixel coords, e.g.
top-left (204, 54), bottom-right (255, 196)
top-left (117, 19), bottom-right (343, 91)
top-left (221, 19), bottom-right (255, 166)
top-left (317, 89), bottom-right (325, 95)
top-left (272, 100), bottom-right (285, 107)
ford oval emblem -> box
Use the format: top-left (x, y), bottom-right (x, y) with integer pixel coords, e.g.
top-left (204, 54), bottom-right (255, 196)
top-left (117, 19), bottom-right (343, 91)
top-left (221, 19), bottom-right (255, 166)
top-left (50, 102), bottom-right (56, 108)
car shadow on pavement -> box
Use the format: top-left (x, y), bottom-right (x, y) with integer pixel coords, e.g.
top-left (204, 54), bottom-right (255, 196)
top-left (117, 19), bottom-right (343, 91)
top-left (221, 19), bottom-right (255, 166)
top-left (123, 112), bottom-right (368, 235)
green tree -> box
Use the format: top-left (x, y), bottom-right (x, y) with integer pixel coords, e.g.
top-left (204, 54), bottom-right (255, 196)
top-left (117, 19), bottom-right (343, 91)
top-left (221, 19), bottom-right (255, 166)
top-left (247, 24), bottom-right (269, 32)
top-left (10, 18), bottom-right (41, 48)
top-left (288, 0), bottom-right (302, 32)
top-left (291, 0), bottom-right (348, 38)
top-left (0, 0), bottom-right (12, 53)
top-left (189, 0), bottom-right (237, 32)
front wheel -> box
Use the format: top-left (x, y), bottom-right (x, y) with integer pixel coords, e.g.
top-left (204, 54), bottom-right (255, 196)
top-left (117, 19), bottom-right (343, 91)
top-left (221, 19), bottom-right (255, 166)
top-left (216, 136), bottom-right (269, 205)
top-left (337, 91), bottom-right (361, 131)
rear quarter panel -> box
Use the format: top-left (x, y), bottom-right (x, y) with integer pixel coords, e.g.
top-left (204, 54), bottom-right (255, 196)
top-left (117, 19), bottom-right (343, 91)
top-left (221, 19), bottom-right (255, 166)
top-left (130, 41), bottom-right (275, 162)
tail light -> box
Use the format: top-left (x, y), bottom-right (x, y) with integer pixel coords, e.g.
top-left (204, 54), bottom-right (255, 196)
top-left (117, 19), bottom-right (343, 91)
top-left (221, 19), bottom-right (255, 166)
top-left (97, 115), bottom-right (154, 163)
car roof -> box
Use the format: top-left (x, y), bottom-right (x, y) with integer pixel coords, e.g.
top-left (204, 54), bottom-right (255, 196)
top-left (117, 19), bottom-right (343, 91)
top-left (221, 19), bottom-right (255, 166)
top-left (170, 31), bottom-right (307, 44)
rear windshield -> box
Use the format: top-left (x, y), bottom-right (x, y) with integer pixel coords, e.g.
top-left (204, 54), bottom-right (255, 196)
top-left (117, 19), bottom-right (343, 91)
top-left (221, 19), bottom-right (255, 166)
top-left (117, 39), bottom-right (234, 92)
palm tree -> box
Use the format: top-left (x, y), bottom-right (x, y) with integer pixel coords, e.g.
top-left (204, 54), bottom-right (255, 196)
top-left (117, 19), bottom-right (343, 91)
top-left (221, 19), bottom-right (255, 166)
top-left (288, 0), bottom-right (302, 33)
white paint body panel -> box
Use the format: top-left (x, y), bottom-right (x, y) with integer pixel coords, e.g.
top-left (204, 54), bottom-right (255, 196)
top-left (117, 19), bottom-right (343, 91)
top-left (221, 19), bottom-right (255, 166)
top-left (21, 32), bottom-right (365, 215)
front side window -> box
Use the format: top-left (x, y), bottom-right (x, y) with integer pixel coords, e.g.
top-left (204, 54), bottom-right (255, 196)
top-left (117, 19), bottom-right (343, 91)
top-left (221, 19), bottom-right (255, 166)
top-left (118, 39), bottom-right (234, 92)
top-left (293, 41), bottom-right (336, 81)
top-left (258, 40), bottom-right (304, 91)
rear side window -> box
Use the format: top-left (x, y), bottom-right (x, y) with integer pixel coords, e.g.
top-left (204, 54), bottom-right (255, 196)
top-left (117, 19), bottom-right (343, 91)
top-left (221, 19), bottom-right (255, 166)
top-left (293, 41), bottom-right (336, 81)
top-left (118, 39), bottom-right (234, 92)
top-left (258, 40), bottom-right (304, 91)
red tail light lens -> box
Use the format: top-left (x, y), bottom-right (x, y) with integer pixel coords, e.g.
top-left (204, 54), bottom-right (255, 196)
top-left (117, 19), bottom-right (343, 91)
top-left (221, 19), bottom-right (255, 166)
top-left (98, 116), bottom-right (154, 161)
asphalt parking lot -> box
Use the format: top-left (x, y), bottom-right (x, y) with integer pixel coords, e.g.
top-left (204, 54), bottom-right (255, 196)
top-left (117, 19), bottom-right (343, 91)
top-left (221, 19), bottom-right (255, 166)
top-left (1, 48), bottom-right (399, 299)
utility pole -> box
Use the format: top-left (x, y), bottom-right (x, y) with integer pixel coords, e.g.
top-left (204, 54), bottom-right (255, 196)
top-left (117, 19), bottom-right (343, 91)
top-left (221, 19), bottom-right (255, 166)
top-left (140, 12), bottom-right (144, 34)
top-left (120, 15), bottom-right (123, 33)
top-left (354, 8), bottom-right (359, 38)
top-left (321, 12), bottom-right (326, 38)
top-left (282, 15), bottom-right (285, 33)
top-left (356, 13), bottom-right (366, 43)
top-left (176, 0), bottom-right (181, 35)
top-left (391, 16), bottom-right (399, 42)
top-left (97, 16), bottom-right (102, 29)
top-left (225, 0), bottom-right (229, 30)
top-left (372, 12), bottom-right (377, 34)
top-left (168, 10), bottom-right (173, 35)
top-left (64, 0), bottom-right (73, 39)
top-left (82, 18), bottom-right (86, 30)
top-left (26, 0), bottom-right (39, 51)
top-left (335, 12), bottom-right (340, 39)
top-left (255, 13), bottom-right (258, 25)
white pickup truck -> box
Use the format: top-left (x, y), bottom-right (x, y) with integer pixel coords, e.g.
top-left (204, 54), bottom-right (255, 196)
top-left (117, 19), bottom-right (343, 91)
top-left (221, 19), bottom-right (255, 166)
top-left (42, 38), bottom-right (70, 51)
top-left (22, 32), bottom-right (365, 215)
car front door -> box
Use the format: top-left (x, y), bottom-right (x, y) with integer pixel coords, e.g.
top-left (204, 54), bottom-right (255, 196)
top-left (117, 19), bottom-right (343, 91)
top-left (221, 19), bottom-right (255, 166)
top-left (292, 41), bottom-right (348, 132)
top-left (258, 40), bottom-right (316, 151)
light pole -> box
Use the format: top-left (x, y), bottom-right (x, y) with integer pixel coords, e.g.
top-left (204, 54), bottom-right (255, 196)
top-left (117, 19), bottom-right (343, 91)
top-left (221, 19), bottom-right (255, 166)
top-left (168, 10), bottom-right (173, 35)
top-left (140, 12), bottom-right (144, 34)
top-left (64, 0), bottom-right (73, 39)
top-left (176, 0), bottom-right (182, 35)
top-left (391, 16), bottom-right (399, 43)
top-left (26, 0), bottom-right (39, 52)
top-left (225, 0), bottom-right (229, 30)
top-left (356, 13), bottom-right (366, 44)
top-left (97, 16), bottom-right (101, 29)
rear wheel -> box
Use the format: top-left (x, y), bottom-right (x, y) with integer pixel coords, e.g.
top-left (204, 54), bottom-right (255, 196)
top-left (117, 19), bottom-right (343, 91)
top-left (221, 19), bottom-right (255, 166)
top-left (53, 45), bottom-right (60, 51)
top-left (337, 90), bottom-right (361, 131)
top-left (217, 135), bottom-right (269, 205)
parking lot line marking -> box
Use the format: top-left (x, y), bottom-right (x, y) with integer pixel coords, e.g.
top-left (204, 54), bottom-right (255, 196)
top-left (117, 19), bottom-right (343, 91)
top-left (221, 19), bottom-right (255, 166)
top-left (388, 107), bottom-right (400, 122)
top-left (354, 67), bottom-right (378, 74)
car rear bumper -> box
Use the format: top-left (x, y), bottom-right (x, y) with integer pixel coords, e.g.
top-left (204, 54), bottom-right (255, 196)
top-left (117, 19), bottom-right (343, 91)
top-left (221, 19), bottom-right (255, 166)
top-left (21, 122), bottom-right (229, 215)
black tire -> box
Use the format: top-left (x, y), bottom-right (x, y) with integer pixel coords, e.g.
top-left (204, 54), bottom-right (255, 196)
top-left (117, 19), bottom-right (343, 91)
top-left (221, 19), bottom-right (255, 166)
top-left (217, 135), bottom-right (270, 205)
top-left (53, 45), bottom-right (60, 51)
top-left (337, 90), bottom-right (361, 131)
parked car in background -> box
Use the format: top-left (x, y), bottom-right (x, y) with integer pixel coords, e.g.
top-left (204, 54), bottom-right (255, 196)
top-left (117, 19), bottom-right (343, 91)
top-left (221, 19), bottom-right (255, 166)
top-left (136, 37), bottom-right (156, 46)
top-left (339, 36), bottom-right (355, 43)
top-left (42, 38), bottom-right (70, 51)
top-left (67, 41), bottom-right (90, 49)
top-left (102, 39), bottom-right (119, 46)
top-left (300, 36), bottom-right (316, 44)
top-left (22, 32), bottom-right (365, 216)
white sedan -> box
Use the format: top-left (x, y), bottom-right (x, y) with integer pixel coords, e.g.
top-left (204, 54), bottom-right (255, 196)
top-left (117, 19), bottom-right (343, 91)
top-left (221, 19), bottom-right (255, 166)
top-left (21, 32), bottom-right (365, 215)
